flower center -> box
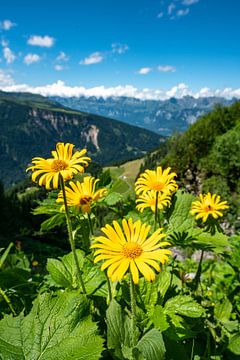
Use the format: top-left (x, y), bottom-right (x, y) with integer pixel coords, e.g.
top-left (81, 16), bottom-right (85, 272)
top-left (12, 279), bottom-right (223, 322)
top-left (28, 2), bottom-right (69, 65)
top-left (80, 196), bottom-right (92, 205)
top-left (151, 182), bottom-right (164, 191)
top-left (122, 243), bottom-right (143, 259)
top-left (51, 159), bottom-right (68, 172)
top-left (204, 205), bottom-right (213, 212)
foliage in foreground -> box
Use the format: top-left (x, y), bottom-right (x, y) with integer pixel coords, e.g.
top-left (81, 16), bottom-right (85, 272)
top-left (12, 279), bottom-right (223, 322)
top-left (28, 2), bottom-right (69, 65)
top-left (0, 142), bottom-right (239, 360)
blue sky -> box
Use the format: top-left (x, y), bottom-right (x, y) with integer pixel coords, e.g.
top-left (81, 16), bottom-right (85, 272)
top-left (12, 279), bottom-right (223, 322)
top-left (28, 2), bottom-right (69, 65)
top-left (0, 0), bottom-right (239, 99)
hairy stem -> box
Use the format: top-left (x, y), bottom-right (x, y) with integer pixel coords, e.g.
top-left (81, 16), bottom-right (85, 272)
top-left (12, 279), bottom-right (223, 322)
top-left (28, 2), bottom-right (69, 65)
top-left (60, 175), bottom-right (86, 294)
top-left (154, 191), bottom-right (159, 231)
top-left (130, 273), bottom-right (137, 348)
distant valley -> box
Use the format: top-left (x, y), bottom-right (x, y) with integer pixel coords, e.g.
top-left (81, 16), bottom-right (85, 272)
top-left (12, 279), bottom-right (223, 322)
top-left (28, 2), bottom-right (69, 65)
top-left (0, 91), bottom-right (162, 186)
top-left (52, 95), bottom-right (235, 135)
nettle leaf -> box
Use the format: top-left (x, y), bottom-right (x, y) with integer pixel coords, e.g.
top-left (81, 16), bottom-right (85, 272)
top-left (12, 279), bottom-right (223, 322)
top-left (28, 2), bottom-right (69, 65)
top-left (164, 295), bottom-right (205, 318)
top-left (0, 291), bottom-right (104, 360)
top-left (134, 329), bottom-right (166, 360)
top-left (166, 191), bottom-right (195, 235)
top-left (106, 299), bottom-right (133, 359)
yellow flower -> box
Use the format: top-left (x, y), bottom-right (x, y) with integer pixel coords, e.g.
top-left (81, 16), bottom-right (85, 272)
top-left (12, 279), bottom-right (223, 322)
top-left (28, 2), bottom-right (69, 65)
top-left (91, 218), bottom-right (171, 284)
top-left (136, 190), bottom-right (171, 213)
top-left (26, 143), bottom-right (91, 189)
top-left (57, 176), bottom-right (107, 213)
top-left (135, 166), bottom-right (178, 195)
top-left (190, 192), bottom-right (229, 222)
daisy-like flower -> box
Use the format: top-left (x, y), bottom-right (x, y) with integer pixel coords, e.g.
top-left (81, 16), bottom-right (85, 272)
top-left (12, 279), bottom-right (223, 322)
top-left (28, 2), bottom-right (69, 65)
top-left (190, 192), bottom-right (229, 222)
top-left (26, 143), bottom-right (91, 189)
top-left (91, 218), bottom-right (171, 284)
top-left (135, 166), bottom-right (178, 195)
top-left (57, 176), bottom-right (107, 213)
top-left (136, 190), bottom-right (171, 213)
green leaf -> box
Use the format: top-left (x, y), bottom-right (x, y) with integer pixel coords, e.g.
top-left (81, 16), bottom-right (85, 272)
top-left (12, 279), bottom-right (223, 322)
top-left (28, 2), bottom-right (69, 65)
top-left (106, 299), bottom-right (126, 359)
top-left (41, 213), bottom-right (65, 231)
top-left (194, 231), bottom-right (230, 253)
top-left (0, 243), bottom-right (14, 269)
top-left (214, 299), bottom-right (232, 323)
top-left (157, 271), bottom-right (171, 299)
top-left (135, 329), bottom-right (166, 360)
top-left (167, 191), bottom-right (195, 235)
top-left (0, 291), bottom-right (103, 360)
top-left (228, 334), bottom-right (240, 355)
top-left (152, 305), bottom-right (169, 332)
top-left (104, 191), bottom-right (123, 206)
top-left (165, 295), bottom-right (205, 318)
top-left (46, 258), bottom-right (73, 288)
top-left (106, 299), bottom-right (133, 359)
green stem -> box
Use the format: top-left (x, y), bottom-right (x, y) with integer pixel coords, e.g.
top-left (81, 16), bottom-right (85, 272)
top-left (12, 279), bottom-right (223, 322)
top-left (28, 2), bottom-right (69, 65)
top-left (87, 212), bottom-right (93, 236)
top-left (105, 271), bottom-right (112, 304)
top-left (130, 273), bottom-right (137, 348)
top-left (154, 191), bottom-right (159, 231)
top-left (59, 175), bottom-right (87, 294)
top-left (194, 249), bottom-right (204, 292)
top-left (0, 288), bottom-right (16, 316)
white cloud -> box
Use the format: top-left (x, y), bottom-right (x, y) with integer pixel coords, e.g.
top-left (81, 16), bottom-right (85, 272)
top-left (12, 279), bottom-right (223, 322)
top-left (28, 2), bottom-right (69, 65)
top-left (158, 65), bottom-right (176, 72)
top-left (56, 51), bottom-right (69, 62)
top-left (177, 8), bottom-right (190, 16)
top-left (138, 67), bottom-right (152, 75)
top-left (27, 35), bottom-right (55, 48)
top-left (157, 12), bottom-right (164, 18)
top-left (1, 20), bottom-right (16, 31)
top-left (111, 43), bottom-right (129, 54)
top-left (24, 53), bottom-right (41, 65)
top-left (0, 68), bottom-right (14, 86)
top-left (80, 52), bottom-right (103, 65)
top-left (168, 3), bottom-right (176, 15)
top-left (182, 0), bottom-right (199, 5)
top-left (1, 39), bottom-right (9, 47)
top-left (1, 80), bottom-right (240, 100)
top-left (3, 47), bottom-right (16, 64)
top-left (54, 64), bottom-right (64, 71)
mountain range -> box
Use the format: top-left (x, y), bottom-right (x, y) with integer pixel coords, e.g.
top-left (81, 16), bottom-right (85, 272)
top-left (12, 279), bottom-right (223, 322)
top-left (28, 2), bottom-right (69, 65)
top-left (52, 95), bottom-right (235, 135)
top-left (0, 91), bottom-right (162, 186)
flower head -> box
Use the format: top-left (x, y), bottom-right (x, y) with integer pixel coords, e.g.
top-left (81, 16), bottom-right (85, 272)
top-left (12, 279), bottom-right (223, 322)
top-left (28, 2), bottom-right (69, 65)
top-left (190, 192), bottom-right (229, 222)
top-left (135, 166), bottom-right (178, 195)
top-left (57, 176), bottom-right (107, 213)
top-left (26, 143), bottom-right (91, 189)
top-left (136, 190), bottom-right (171, 213)
top-left (91, 218), bottom-right (171, 284)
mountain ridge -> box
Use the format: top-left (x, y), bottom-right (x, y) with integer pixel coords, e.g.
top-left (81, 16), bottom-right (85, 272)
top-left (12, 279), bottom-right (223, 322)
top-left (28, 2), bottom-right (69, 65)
top-left (51, 95), bottom-right (235, 135)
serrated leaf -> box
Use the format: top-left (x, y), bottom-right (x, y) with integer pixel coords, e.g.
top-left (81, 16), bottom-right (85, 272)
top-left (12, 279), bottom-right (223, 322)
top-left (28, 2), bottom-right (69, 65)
top-left (152, 305), bottom-right (169, 332)
top-left (0, 291), bottom-right (103, 360)
top-left (165, 295), bottom-right (205, 318)
top-left (135, 329), bottom-right (166, 360)
top-left (46, 258), bottom-right (72, 288)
